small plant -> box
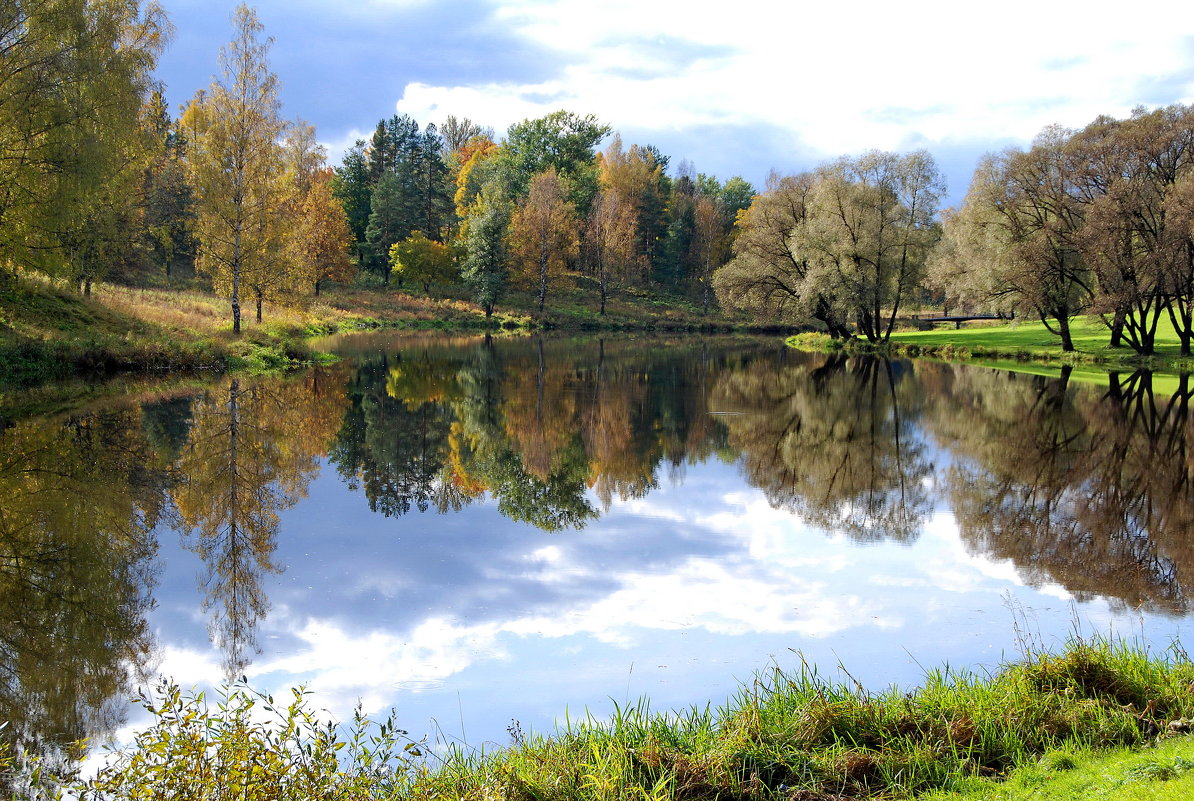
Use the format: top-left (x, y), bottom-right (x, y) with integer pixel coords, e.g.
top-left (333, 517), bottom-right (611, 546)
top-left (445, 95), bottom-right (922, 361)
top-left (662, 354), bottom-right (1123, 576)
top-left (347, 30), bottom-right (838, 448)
top-left (79, 679), bottom-right (420, 801)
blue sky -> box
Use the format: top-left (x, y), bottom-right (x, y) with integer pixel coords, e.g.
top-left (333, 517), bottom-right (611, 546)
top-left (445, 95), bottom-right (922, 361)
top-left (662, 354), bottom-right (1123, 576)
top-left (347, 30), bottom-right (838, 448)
top-left (154, 0), bottom-right (1194, 208)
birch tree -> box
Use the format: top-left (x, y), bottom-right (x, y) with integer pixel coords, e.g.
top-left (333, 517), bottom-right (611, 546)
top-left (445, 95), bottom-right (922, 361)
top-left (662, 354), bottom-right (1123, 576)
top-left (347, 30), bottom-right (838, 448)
top-left (183, 4), bottom-right (286, 333)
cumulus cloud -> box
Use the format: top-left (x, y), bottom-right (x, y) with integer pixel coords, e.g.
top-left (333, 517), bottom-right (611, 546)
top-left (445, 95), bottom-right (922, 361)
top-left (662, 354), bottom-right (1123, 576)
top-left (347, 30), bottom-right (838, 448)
top-left (394, 0), bottom-right (1194, 167)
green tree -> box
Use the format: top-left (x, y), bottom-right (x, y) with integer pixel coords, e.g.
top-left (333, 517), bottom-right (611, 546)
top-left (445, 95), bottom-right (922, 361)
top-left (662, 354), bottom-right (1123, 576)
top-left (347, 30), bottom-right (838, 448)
top-left (331, 139), bottom-right (372, 262)
top-left (141, 88), bottom-right (196, 283)
top-left (365, 172), bottom-right (409, 285)
top-left (461, 188), bottom-right (512, 317)
top-left (713, 173), bottom-right (852, 337)
top-left (497, 110), bottom-right (610, 213)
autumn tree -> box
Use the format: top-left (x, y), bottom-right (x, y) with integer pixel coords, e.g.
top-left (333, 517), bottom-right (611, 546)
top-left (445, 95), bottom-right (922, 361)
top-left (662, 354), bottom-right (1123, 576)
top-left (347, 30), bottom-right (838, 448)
top-left (390, 230), bottom-right (455, 293)
top-left (295, 170), bottom-right (354, 295)
top-left (510, 168), bottom-right (579, 311)
top-left (585, 189), bottom-right (638, 315)
top-left (183, 4), bottom-right (287, 333)
top-left (599, 135), bottom-right (669, 286)
top-left (692, 194), bottom-right (727, 314)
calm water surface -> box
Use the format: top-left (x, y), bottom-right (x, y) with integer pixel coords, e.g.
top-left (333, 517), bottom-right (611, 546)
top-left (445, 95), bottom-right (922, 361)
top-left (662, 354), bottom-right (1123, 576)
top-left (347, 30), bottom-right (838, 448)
top-left (3, 333), bottom-right (1193, 762)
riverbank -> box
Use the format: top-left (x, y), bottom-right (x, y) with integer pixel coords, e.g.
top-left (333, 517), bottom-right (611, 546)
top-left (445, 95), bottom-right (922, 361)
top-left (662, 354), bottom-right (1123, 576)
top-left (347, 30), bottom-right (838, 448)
top-left (0, 277), bottom-right (760, 389)
top-left (19, 636), bottom-right (1194, 800)
top-left (787, 316), bottom-right (1194, 379)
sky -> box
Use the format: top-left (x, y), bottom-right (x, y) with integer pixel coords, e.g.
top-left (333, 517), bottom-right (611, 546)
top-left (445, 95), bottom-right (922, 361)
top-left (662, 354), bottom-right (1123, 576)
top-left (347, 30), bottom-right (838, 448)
top-left (154, 0), bottom-right (1194, 209)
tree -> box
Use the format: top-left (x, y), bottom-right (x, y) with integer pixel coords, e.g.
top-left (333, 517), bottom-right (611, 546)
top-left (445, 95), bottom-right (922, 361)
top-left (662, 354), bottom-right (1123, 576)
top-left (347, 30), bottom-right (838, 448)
top-left (585, 189), bottom-right (638, 315)
top-left (1069, 107), bottom-right (1194, 355)
top-left (497, 110), bottom-right (610, 213)
top-left (713, 173), bottom-right (852, 337)
top-left (800, 150), bottom-right (945, 343)
top-left (331, 139), bottom-right (372, 262)
top-left (364, 171), bottom-right (408, 284)
top-left (959, 133), bottom-right (1091, 351)
top-left (390, 231), bottom-right (454, 293)
top-left (461, 188), bottom-right (512, 317)
top-left (440, 115), bottom-right (494, 154)
top-left (141, 88), bottom-right (196, 282)
top-left (0, 0), bottom-right (168, 283)
top-left (295, 170), bottom-right (354, 296)
top-left (510, 168), bottom-right (578, 311)
top-left (183, 4), bottom-right (287, 334)
top-left (692, 194), bottom-right (727, 314)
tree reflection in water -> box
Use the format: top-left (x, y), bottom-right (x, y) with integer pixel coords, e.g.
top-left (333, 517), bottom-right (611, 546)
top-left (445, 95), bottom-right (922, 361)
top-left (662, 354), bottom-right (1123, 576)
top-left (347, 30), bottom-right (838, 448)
top-left (926, 365), bottom-right (1194, 613)
top-left (713, 353), bottom-right (932, 543)
top-left (0, 409), bottom-right (162, 782)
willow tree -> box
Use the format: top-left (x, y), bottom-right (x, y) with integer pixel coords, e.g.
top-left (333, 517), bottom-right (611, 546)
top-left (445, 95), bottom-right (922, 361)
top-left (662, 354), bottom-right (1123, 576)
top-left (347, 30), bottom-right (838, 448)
top-left (183, 4), bottom-right (286, 334)
top-left (958, 131), bottom-right (1091, 351)
top-left (713, 173), bottom-right (852, 337)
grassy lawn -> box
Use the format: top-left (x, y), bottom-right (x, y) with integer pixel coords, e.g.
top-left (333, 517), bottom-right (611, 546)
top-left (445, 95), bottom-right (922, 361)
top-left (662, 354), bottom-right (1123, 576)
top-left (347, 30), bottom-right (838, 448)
top-left (890, 315), bottom-right (1190, 362)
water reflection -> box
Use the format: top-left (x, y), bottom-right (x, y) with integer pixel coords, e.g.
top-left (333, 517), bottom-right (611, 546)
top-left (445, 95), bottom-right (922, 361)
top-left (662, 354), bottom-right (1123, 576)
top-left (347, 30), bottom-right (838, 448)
top-left (713, 354), bottom-right (932, 543)
top-left (5, 337), bottom-right (1194, 765)
top-left (172, 370), bottom-right (350, 675)
top-left (0, 409), bottom-right (161, 776)
top-left (928, 366), bottom-right (1194, 612)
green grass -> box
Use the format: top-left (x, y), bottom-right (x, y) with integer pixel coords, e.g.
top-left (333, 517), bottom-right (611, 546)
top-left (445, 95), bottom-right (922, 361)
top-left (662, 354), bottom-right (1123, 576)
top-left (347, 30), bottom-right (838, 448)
top-left (921, 735), bottom-right (1194, 800)
top-left (789, 316), bottom-right (1194, 388)
top-left (887, 315), bottom-right (1194, 369)
top-left (12, 635), bottom-right (1194, 800)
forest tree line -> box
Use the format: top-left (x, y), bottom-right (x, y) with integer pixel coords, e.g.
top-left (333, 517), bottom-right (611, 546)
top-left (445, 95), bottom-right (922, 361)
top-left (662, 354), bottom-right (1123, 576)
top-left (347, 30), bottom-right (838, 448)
top-left (0, 1), bottom-right (755, 329)
top-left (5, 0), bottom-right (1194, 350)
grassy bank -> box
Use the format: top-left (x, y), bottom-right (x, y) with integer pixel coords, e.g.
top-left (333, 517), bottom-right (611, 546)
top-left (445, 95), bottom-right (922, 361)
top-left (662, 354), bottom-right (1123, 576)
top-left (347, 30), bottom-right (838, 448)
top-left (921, 735), bottom-right (1194, 800)
top-left (785, 316), bottom-right (1194, 385)
top-left (14, 636), bottom-right (1194, 800)
top-left (0, 276), bottom-right (754, 389)
top-left (885, 316), bottom-right (1194, 372)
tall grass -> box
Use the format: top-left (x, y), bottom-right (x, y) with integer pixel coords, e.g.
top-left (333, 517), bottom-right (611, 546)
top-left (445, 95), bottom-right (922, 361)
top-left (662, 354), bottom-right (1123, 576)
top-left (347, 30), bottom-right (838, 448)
top-left (9, 635), bottom-right (1191, 800)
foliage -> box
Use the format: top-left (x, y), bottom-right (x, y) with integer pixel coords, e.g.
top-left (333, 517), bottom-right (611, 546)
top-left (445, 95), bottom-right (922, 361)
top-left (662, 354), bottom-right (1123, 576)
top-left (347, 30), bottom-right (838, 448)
top-left (461, 189), bottom-right (512, 317)
top-left (79, 681), bottom-right (417, 801)
top-left (183, 4), bottom-right (287, 333)
top-left (389, 231), bottom-right (455, 294)
top-left (509, 168), bottom-right (579, 311)
top-left (11, 637), bottom-right (1191, 800)
top-left (0, 0), bottom-right (169, 285)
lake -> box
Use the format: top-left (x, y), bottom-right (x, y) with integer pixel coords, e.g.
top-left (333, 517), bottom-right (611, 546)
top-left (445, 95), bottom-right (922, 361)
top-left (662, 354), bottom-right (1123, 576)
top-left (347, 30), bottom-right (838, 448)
top-left (2, 333), bottom-right (1192, 764)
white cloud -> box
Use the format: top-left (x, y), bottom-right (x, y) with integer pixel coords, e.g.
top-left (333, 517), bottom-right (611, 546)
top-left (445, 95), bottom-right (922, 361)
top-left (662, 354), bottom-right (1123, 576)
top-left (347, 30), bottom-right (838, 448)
top-left (395, 0), bottom-right (1194, 161)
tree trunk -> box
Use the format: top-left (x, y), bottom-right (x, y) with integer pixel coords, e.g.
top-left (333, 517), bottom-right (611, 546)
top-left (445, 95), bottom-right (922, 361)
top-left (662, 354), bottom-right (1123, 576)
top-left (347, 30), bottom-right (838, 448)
top-left (255, 294), bottom-right (263, 324)
top-left (1109, 307), bottom-right (1126, 348)
top-left (314, 279), bottom-right (321, 297)
top-left (1057, 315), bottom-right (1075, 352)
